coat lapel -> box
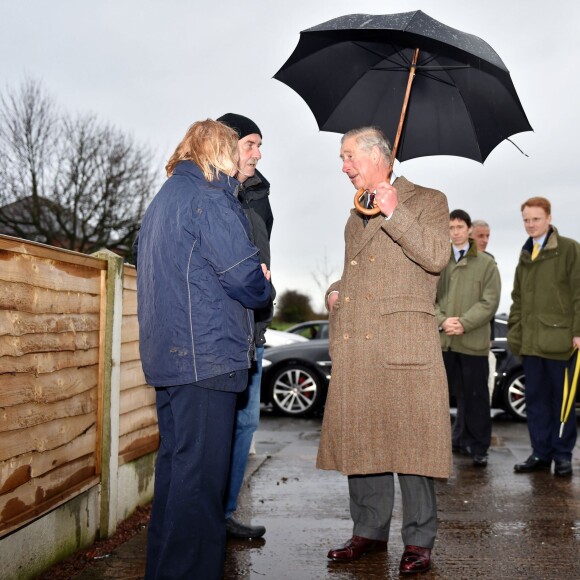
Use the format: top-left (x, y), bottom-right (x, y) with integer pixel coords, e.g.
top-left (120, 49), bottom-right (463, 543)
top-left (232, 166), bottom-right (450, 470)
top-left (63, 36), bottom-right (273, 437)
top-left (346, 176), bottom-right (417, 259)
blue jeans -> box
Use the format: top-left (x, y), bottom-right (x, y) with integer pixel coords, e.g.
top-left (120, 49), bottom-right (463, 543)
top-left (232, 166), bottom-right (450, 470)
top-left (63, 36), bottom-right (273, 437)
top-left (224, 346), bottom-right (264, 518)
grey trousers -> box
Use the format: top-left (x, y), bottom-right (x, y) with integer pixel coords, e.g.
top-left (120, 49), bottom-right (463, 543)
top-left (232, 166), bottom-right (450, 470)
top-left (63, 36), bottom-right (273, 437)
top-left (348, 473), bottom-right (437, 549)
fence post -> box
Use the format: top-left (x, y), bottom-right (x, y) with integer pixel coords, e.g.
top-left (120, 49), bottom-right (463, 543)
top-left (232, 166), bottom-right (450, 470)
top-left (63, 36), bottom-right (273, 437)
top-left (92, 249), bottom-right (124, 538)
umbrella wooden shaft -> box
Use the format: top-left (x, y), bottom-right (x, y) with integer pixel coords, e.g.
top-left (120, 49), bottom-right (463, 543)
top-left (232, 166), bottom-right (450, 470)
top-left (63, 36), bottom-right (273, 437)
top-left (354, 48), bottom-right (420, 216)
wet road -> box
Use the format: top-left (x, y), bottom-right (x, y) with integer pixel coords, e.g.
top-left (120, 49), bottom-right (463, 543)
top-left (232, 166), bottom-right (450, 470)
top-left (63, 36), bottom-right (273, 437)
top-left (70, 411), bottom-right (580, 579)
top-left (224, 411), bottom-right (580, 580)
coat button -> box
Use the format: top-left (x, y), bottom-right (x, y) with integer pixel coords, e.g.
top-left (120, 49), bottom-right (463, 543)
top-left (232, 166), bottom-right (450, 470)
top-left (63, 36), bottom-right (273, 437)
top-left (344, 296), bottom-right (351, 302)
top-left (350, 260), bottom-right (357, 266)
top-left (366, 293), bottom-right (373, 300)
top-left (365, 333), bottom-right (372, 339)
top-left (343, 333), bottom-right (349, 340)
top-left (369, 255), bottom-right (376, 262)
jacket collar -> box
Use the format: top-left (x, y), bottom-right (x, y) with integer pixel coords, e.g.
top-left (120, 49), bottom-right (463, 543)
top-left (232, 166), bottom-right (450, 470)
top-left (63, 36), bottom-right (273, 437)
top-left (173, 160), bottom-right (240, 196)
top-left (522, 225), bottom-right (558, 253)
top-left (238, 169), bottom-right (270, 202)
top-left (450, 238), bottom-right (478, 265)
top-left (346, 176), bottom-right (416, 258)
top-left (521, 226), bottom-right (558, 262)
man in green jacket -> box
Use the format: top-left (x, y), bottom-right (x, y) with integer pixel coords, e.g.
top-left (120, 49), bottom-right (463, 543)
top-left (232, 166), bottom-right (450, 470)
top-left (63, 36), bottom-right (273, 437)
top-left (436, 209), bottom-right (501, 467)
top-left (508, 197), bottom-right (580, 477)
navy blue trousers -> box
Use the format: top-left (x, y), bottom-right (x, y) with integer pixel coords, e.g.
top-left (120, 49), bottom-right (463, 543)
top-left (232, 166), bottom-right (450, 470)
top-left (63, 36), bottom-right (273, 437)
top-left (443, 350), bottom-right (491, 456)
top-left (523, 356), bottom-right (577, 461)
top-left (145, 383), bottom-right (237, 580)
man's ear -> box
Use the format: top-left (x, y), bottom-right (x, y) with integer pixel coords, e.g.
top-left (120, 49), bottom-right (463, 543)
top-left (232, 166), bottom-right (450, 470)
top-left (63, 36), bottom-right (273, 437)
top-left (370, 145), bottom-right (380, 164)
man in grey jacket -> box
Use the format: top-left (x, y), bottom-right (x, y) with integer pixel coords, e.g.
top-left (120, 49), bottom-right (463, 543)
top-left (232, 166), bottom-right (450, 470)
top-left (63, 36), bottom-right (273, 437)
top-left (217, 113), bottom-right (274, 539)
top-left (435, 209), bottom-right (501, 467)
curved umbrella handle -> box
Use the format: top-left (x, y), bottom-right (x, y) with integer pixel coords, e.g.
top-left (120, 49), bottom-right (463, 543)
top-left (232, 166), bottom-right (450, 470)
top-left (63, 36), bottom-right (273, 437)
top-left (354, 188), bottom-right (381, 216)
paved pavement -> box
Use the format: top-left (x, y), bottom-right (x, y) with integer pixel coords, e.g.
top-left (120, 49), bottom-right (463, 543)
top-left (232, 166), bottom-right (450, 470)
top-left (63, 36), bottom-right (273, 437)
top-left (71, 411), bottom-right (580, 579)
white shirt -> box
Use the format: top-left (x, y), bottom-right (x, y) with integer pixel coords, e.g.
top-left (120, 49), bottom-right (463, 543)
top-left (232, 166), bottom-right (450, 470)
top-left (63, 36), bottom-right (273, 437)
top-left (452, 243), bottom-right (469, 263)
top-left (533, 233), bottom-right (547, 248)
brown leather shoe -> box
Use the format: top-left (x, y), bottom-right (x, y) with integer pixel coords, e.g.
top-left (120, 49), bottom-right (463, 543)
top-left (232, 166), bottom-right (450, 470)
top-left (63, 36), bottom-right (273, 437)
top-left (327, 535), bottom-right (388, 561)
top-left (399, 545), bottom-right (431, 574)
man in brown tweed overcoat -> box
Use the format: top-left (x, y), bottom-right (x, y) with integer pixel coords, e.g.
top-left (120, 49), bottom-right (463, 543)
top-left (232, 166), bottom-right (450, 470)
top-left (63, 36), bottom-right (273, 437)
top-left (317, 126), bottom-right (452, 575)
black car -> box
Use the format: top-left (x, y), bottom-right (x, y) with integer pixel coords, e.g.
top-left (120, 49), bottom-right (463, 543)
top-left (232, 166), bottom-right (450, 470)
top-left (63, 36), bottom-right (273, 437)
top-left (261, 316), bottom-right (574, 420)
top-left (286, 320), bottom-right (329, 340)
top-left (261, 338), bottom-right (331, 417)
top-left (488, 315), bottom-right (526, 420)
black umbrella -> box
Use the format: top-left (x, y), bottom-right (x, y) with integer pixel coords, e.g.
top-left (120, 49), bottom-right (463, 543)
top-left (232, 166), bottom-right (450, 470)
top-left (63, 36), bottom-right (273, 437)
top-left (274, 11), bottom-right (533, 215)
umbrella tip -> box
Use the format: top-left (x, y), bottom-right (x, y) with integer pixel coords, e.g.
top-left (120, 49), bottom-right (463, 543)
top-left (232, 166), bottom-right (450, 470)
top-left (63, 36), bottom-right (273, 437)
top-left (506, 137), bottom-right (530, 158)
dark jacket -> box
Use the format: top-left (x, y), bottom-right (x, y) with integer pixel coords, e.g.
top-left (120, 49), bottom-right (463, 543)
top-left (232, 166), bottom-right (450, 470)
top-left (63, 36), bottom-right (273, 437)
top-left (134, 161), bottom-right (271, 388)
top-left (435, 239), bottom-right (501, 356)
top-left (508, 226), bottom-right (580, 360)
top-left (238, 169), bottom-right (275, 346)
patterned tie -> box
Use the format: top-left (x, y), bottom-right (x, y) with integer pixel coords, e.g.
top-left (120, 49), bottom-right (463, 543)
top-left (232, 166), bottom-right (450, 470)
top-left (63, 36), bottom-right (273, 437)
top-left (457, 249), bottom-right (465, 262)
top-left (363, 192), bottom-right (375, 227)
top-left (531, 242), bottom-right (540, 261)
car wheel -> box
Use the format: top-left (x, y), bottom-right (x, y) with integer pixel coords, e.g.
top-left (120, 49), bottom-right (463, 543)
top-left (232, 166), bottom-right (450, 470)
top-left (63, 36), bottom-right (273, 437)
top-left (268, 364), bottom-right (325, 417)
top-left (502, 370), bottom-right (527, 421)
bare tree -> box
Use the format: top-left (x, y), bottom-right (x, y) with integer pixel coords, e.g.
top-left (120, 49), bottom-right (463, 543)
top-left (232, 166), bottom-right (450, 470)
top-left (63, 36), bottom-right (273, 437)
top-left (0, 78), bottom-right (158, 256)
top-left (311, 248), bottom-right (338, 303)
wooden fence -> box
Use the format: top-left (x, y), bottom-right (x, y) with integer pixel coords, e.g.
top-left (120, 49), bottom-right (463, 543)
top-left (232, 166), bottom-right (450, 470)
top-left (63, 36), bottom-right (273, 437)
top-left (0, 235), bottom-right (158, 544)
top-left (119, 267), bottom-right (158, 465)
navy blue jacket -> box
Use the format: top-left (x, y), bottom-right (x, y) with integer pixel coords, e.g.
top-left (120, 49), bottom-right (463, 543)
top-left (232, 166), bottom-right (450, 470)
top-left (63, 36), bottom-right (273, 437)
top-left (134, 161), bottom-right (271, 388)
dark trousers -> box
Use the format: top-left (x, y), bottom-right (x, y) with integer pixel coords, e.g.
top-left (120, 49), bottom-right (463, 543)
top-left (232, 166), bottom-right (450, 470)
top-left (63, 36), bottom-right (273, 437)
top-left (443, 350), bottom-right (491, 456)
top-left (522, 356), bottom-right (577, 461)
top-left (348, 473), bottom-right (437, 548)
top-left (145, 384), bottom-right (237, 580)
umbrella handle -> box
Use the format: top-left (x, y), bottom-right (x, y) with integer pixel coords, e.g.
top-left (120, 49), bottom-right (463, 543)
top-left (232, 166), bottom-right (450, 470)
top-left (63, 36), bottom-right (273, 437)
top-left (353, 189), bottom-right (382, 216)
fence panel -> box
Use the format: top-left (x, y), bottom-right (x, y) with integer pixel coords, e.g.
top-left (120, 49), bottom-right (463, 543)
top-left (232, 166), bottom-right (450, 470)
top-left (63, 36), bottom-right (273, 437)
top-left (118, 266), bottom-right (158, 466)
top-left (0, 237), bottom-right (106, 538)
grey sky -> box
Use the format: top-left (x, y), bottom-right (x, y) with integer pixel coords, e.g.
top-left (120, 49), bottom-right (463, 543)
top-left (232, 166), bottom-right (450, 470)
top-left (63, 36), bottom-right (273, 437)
top-left (1, 0), bottom-right (578, 313)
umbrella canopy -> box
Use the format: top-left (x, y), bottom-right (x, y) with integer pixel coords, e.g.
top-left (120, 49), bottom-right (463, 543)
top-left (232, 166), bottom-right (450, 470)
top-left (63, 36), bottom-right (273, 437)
top-left (274, 10), bottom-right (532, 164)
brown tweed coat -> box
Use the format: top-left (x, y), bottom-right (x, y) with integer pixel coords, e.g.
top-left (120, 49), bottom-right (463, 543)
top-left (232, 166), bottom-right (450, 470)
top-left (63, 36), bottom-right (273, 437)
top-left (316, 177), bottom-right (452, 479)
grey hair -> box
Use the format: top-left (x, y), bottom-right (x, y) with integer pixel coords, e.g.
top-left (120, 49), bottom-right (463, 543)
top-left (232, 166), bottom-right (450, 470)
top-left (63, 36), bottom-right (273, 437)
top-left (472, 219), bottom-right (490, 229)
top-left (341, 126), bottom-right (392, 161)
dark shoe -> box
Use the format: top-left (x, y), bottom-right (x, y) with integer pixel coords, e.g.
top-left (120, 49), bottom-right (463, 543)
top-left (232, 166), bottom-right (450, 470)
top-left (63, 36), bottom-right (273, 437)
top-left (514, 454), bottom-right (551, 473)
top-left (452, 444), bottom-right (470, 455)
top-left (327, 535), bottom-right (388, 562)
top-left (554, 459), bottom-right (573, 477)
top-left (399, 545), bottom-right (431, 575)
top-left (225, 517), bottom-right (266, 539)
top-left (473, 454), bottom-right (488, 467)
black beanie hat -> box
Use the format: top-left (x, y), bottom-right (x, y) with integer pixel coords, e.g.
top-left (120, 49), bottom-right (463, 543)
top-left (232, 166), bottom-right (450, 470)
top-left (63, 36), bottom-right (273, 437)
top-left (217, 113), bottom-right (262, 139)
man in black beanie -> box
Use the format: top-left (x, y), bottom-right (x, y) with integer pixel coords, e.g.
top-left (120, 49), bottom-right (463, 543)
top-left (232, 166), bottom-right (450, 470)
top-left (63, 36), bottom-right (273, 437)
top-left (217, 113), bottom-right (274, 540)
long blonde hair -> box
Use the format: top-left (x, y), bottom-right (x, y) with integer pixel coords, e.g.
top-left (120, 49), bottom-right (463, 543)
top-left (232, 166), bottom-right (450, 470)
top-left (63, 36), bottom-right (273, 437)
top-left (165, 119), bottom-right (239, 181)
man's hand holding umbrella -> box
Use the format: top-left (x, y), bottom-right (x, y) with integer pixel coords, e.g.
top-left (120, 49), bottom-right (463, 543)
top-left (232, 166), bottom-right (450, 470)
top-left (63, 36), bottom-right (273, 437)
top-left (375, 181), bottom-right (398, 217)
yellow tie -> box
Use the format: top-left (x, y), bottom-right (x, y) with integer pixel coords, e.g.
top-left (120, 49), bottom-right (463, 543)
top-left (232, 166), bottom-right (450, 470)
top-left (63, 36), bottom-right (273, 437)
top-left (531, 242), bottom-right (540, 261)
